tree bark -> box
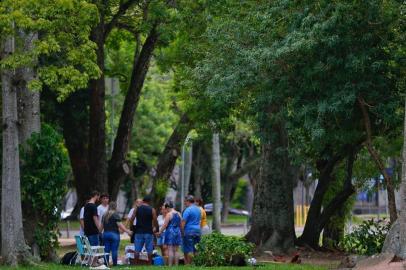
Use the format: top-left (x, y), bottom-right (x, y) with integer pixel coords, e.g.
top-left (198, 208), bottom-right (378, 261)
top-left (183, 142), bottom-right (193, 196)
top-left (88, 19), bottom-right (108, 193)
top-left (383, 99), bottom-right (406, 258)
top-left (211, 133), bottom-right (222, 232)
top-left (61, 90), bottom-right (90, 219)
top-left (16, 33), bottom-right (40, 143)
top-left (1, 35), bottom-right (31, 265)
top-left (108, 25), bottom-right (159, 200)
top-left (220, 145), bottom-right (239, 223)
top-left (358, 97), bottom-right (397, 223)
top-left (192, 142), bottom-right (203, 199)
top-left (298, 149), bottom-right (356, 248)
top-left (246, 121), bottom-right (295, 254)
top-left (15, 31), bottom-right (42, 258)
top-left (151, 113), bottom-right (192, 207)
top-left (297, 152), bottom-right (343, 248)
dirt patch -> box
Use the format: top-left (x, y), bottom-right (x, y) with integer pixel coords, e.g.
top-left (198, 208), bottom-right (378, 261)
top-left (257, 248), bottom-right (346, 269)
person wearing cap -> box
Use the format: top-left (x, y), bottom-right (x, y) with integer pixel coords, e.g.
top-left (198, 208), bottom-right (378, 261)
top-left (181, 195), bottom-right (201, 264)
top-left (129, 195), bottom-right (158, 264)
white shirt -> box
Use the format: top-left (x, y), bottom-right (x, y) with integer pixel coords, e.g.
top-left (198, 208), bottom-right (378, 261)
top-left (97, 204), bottom-right (109, 221)
top-left (127, 208), bottom-right (137, 226)
top-left (79, 207), bottom-right (85, 235)
top-left (157, 215), bottom-right (164, 230)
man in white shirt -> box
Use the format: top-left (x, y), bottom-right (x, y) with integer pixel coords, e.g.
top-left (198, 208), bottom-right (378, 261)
top-left (97, 193), bottom-right (109, 221)
top-left (97, 194), bottom-right (109, 245)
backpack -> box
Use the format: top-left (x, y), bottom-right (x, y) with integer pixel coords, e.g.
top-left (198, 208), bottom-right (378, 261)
top-left (60, 251), bottom-right (78, 265)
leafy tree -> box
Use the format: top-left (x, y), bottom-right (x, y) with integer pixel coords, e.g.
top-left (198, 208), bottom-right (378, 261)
top-left (0, 0), bottom-right (98, 263)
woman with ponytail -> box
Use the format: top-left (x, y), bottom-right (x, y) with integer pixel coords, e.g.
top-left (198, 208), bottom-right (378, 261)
top-left (101, 201), bottom-right (132, 266)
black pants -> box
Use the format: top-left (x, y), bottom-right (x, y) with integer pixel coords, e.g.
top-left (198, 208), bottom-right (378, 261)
top-left (130, 225), bottom-right (136, 243)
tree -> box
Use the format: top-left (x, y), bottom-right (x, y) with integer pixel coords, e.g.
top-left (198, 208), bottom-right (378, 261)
top-left (211, 133), bottom-right (221, 232)
top-left (381, 0), bottom-right (406, 258)
top-left (0, 0), bottom-right (99, 262)
top-left (1, 33), bottom-right (31, 265)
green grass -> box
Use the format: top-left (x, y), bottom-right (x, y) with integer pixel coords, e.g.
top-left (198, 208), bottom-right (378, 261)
top-left (58, 220), bottom-right (81, 231)
top-left (58, 214), bottom-right (248, 231)
top-left (207, 214), bottom-right (248, 225)
top-left (0, 264), bottom-right (326, 270)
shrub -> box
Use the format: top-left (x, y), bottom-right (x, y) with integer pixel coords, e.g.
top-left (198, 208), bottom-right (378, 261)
top-left (340, 219), bottom-right (390, 255)
top-left (193, 232), bottom-right (254, 266)
top-left (20, 124), bottom-right (70, 259)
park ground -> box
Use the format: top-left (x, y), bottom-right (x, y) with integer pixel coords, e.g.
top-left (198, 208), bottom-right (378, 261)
top-left (0, 265), bottom-right (326, 270)
top-left (10, 214), bottom-right (399, 270)
top-left (54, 214), bottom-right (344, 270)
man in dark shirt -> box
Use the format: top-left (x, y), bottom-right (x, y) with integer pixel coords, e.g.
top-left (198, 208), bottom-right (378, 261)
top-left (84, 191), bottom-right (102, 246)
top-left (129, 195), bottom-right (157, 263)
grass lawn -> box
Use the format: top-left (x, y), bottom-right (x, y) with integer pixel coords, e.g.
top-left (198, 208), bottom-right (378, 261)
top-left (0, 264), bottom-right (327, 270)
top-left (58, 214), bottom-right (248, 232)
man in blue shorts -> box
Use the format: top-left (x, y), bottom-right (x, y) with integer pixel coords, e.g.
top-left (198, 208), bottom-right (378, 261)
top-left (181, 195), bottom-right (201, 265)
top-left (129, 195), bottom-right (157, 264)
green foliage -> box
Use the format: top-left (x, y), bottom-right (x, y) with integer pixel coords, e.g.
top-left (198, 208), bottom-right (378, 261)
top-left (20, 124), bottom-right (70, 259)
top-left (0, 0), bottom-right (100, 99)
top-left (231, 179), bottom-right (248, 210)
top-left (340, 219), bottom-right (390, 255)
top-left (194, 232), bottom-right (254, 266)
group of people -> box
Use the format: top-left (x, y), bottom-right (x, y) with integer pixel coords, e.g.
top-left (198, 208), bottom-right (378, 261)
top-left (80, 191), bottom-right (209, 267)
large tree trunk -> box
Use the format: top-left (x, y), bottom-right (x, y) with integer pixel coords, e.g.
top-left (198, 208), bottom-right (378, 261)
top-left (383, 99), bottom-right (406, 258)
top-left (245, 121), bottom-right (295, 254)
top-left (298, 149), bottom-right (356, 248)
top-left (297, 153), bottom-right (343, 248)
top-left (358, 97), bottom-right (397, 223)
top-left (211, 133), bottom-right (222, 232)
top-left (1, 35), bottom-right (31, 265)
top-left (61, 90), bottom-right (90, 219)
top-left (151, 113), bottom-right (192, 207)
top-left (322, 204), bottom-right (346, 249)
top-left (15, 31), bottom-right (42, 258)
top-left (88, 20), bottom-right (108, 193)
top-left (108, 25), bottom-right (159, 200)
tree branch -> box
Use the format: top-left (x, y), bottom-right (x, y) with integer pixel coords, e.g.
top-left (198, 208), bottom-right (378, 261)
top-left (228, 158), bottom-right (260, 181)
top-left (358, 96), bottom-right (398, 223)
top-left (104, 0), bottom-right (141, 39)
top-left (319, 149), bottom-right (356, 229)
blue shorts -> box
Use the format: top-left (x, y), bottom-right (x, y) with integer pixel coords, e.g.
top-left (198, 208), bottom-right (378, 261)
top-left (182, 234), bottom-right (201, 254)
top-left (134, 233), bottom-right (154, 254)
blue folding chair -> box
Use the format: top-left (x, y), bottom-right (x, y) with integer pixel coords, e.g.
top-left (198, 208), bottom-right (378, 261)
top-left (74, 235), bottom-right (89, 266)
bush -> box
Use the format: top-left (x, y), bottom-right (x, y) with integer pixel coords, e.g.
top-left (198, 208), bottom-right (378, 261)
top-left (340, 219), bottom-right (390, 255)
top-left (20, 124), bottom-right (70, 259)
top-left (193, 232), bottom-right (254, 266)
